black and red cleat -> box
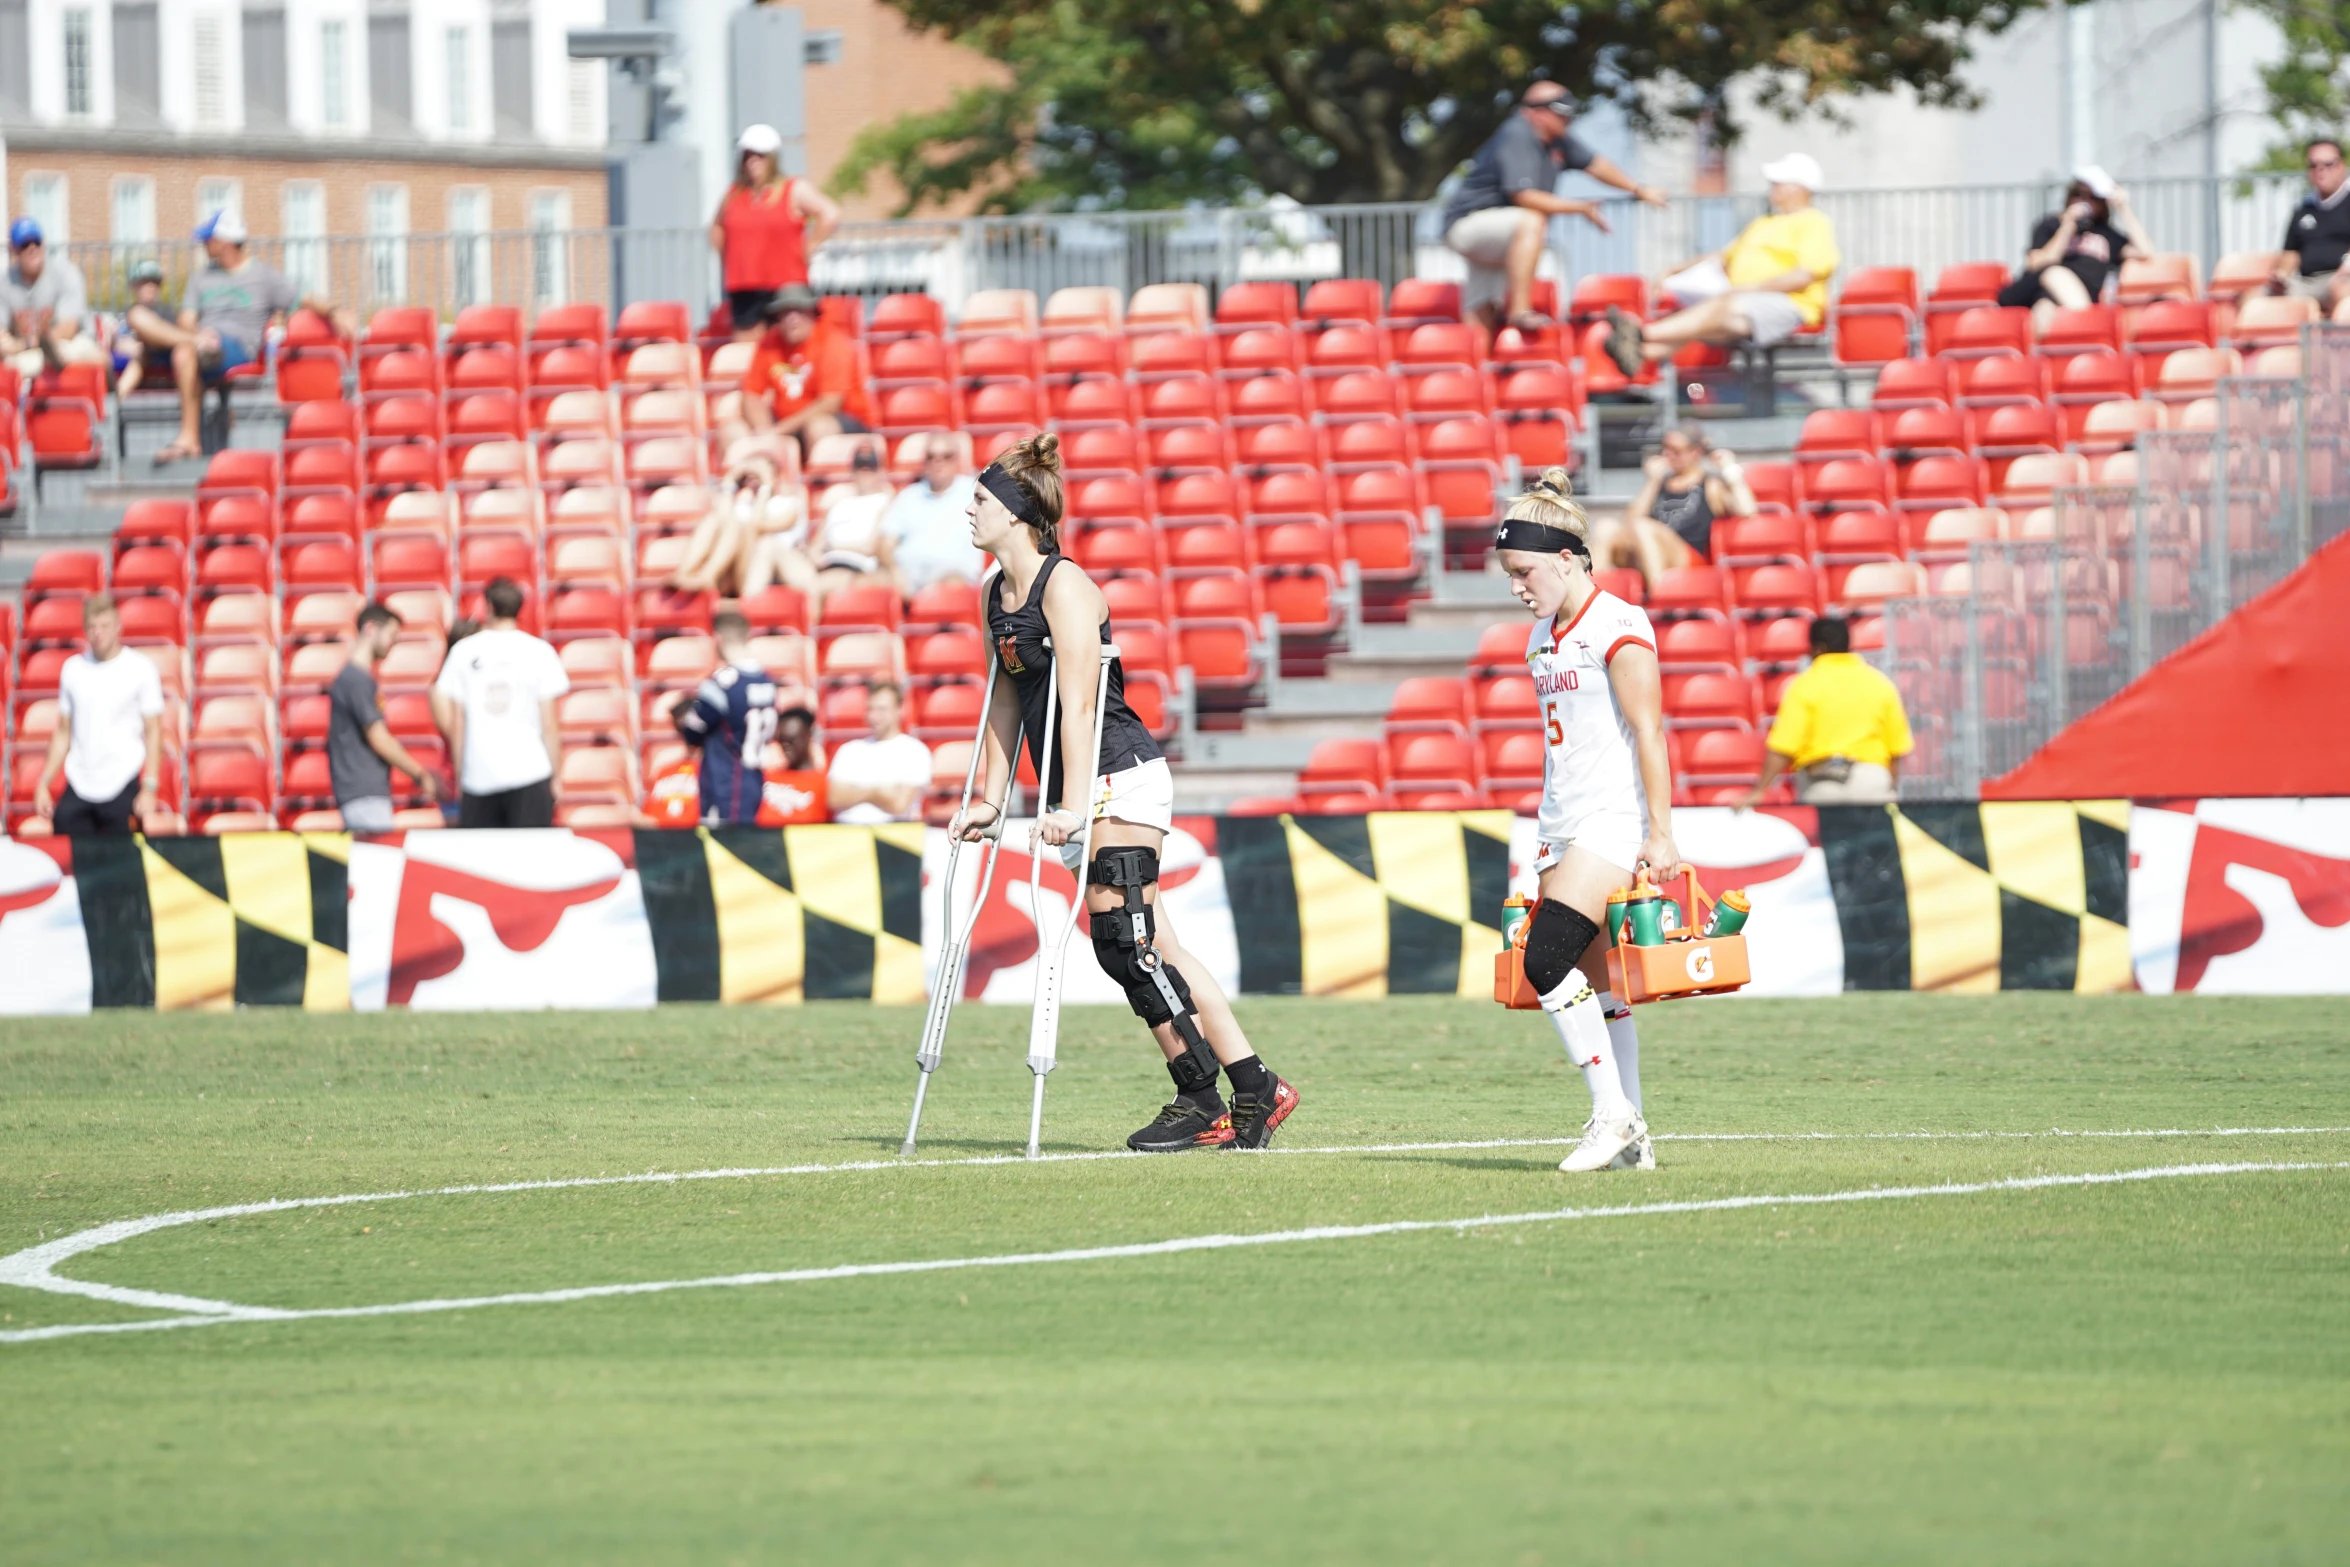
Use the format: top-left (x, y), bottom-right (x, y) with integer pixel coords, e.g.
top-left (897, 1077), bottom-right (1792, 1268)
top-left (1126, 1095), bottom-right (1234, 1152)
top-left (1223, 1076), bottom-right (1298, 1150)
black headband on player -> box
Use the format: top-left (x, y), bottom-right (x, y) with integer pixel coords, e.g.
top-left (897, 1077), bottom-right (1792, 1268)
top-left (977, 463), bottom-right (1048, 529)
top-left (1495, 518), bottom-right (1591, 560)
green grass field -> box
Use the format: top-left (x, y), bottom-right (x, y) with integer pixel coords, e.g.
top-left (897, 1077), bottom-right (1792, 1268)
top-left (3, 994), bottom-right (2346, 1564)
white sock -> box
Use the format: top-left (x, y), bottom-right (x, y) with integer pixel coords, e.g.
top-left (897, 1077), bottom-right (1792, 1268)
top-left (1598, 990), bottom-right (1641, 1112)
top-left (1540, 974), bottom-right (1631, 1119)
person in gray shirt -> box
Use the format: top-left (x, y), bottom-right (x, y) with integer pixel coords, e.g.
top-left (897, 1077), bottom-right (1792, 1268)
top-left (148, 209), bottom-right (354, 464)
top-left (328, 602), bottom-right (443, 832)
top-left (1, 219), bottom-right (105, 377)
top-left (1441, 83), bottom-right (1665, 333)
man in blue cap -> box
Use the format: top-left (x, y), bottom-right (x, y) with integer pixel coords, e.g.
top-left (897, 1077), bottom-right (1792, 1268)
top-left (147, 210), bottom-right (352, 463)
top-left (1, 218), bottom-right (104, 377)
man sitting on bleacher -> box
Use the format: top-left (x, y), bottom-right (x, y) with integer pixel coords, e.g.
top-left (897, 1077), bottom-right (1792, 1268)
top-left (145, 210), bottom-right (353, 466)
top-left (1602, 154), bottom-right (1838, 375)
top-left (741, 284), bottom-right (873, 458)
top-left (1, 219), bottom-right (105, 377)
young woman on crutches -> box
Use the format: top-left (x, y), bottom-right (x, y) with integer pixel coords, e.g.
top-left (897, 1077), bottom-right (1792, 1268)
top-left (951, 433), bottom-right (1300, 1152)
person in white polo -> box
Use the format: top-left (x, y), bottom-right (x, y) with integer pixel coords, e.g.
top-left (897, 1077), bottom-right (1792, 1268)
top-left (33, 595), bottom-right (164, 836)
top-left (826, 681), bottom-right (934, 824)
top-left (429, 578), bottom-right (569, 828)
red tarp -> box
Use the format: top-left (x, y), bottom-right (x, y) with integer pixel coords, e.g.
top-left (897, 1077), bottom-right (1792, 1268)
top-left (1985, 530), bottom-right (2350, 799)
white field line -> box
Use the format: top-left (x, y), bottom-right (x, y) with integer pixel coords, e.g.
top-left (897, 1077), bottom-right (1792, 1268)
top-left (2, 1156), bottom-right (2344, 1346)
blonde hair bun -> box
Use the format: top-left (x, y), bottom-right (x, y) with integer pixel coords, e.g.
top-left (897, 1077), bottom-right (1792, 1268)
top-left (1501, 465), bottom-right (1588, 538)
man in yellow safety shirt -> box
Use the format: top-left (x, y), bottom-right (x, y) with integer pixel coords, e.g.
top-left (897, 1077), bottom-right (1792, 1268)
top-left (1739, 615), bottom-right (1911, 805)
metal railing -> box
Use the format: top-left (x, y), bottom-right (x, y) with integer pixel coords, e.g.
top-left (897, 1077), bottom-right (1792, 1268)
top-left (44, 172), bottom-right (2317, 324)
top-left (1877, 323), bottom-right (2350, 799)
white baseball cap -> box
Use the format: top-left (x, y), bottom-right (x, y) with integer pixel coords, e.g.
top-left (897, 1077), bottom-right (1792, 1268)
top-left (736, 124), bottom-right (784, 157)
top-left (1759, 153), bottom-right (1824, 193)
top-left (2074, 164), bottom-right (2116, 199)
top-left (195, 208), bottom-right (247, 244)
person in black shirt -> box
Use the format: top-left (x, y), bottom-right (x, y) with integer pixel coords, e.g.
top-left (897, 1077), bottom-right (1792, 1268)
top-left (953, 432), bottom-right (1299, 1153)
top-left (1442, 82), bottom-right (1665, 334)
top-left (1995, 165), bottom-right (2153, 329)
top-left (2268, 138), bottom-right (2350, 310)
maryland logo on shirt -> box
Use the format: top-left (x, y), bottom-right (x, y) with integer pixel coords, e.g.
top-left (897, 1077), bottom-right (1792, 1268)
top-left (996, 634), bottom-right (1027, 674)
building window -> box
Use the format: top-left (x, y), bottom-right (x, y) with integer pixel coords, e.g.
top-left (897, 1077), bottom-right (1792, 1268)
top-left (368, 184), bottom-right (410, 304)
top-left (282, 180), bottom-right (327, 297)
top-left (64, 8), bottom-right (95, 117)
top-left (448, 186), bottom-right (489, 307)
top-left (445, 25), bottom-right (471, 134)
top-left (566, 58), bottom-right (599, 144)
top-left (114, 178), bottom-right (158, 246)
top-left (529, 189), bottom-right (571, 308)
top-left (24, 175), bottom-right (70, 245)
top-left (196, 178), bottom-right (242, 230)
top-left (320, 19), bottom-right (347, 128)
top-left (193, 12), bottom-right (229, 127)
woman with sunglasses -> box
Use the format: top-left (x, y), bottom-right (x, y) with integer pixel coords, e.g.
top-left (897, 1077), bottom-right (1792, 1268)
top-left (1589, 421), bottom-right (1757, 585)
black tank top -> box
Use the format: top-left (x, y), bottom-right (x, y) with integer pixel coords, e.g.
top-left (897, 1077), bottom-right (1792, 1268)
top-left (1652, 476), bottom-right (1715, 561)
top-left (984, 554), bottom-right (1161, 809)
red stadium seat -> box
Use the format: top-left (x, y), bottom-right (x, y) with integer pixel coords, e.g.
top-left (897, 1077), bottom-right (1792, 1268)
top-left (1382, 279), bottom-right (1461, 329)
top-left (1924, 262), bottom-right (2011, 355)
top-left (1832, 266), bottom-right (1918, 365)
top-left (1213, 282), bottom-right (1299, 333)
top-left (1871, 356), bottom-right (1955, 411)
top-left (1940, 306), bottom-right (2032, 360)
top-left (1796, 409), bottom-right (1882, 463)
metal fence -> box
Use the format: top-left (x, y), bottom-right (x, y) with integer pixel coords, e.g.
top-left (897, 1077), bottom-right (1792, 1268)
top-left (1877, 324), bottom-right (2350, 799)
top-left (47, 172), bottom-right (2316, 324)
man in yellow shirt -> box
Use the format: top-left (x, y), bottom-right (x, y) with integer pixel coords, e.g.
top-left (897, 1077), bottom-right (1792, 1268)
top-left (1603, 153), bottom-right (1839, 374)
top-left (1739, 616), bottom-right (1912, 805)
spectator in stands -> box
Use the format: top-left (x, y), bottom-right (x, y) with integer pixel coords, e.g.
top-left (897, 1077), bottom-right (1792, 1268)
top-left (1995, 166), bottom-right (2154, 330)
top-left (885, 436), bottom-right (984, 593)
top-left (1, 218), bottom-right (104, 377)
top-left (145, 210), bottom-right (355, 465)
top-left (2269, 138), bottom-right (2350, 309)
top-left (329, 602), bottom-right (443, 833)
top-left (1602, 154), bottom-right (1838, 374)
top-left (1590, 422), bottom-right (1758, 583)
top-left (110, 261), bottom-right (178, 398)
top-left (430, 578), bottom-right (569, 828)
top-left (1442, 83), bottom-right (1666, 334)
top-left (756, 696), bottom-right (832, 825)
top-left (826, 682), bottom-right (933, 824)
top-left (674, 610), bottom-right (779, 825)
top-left (1738, 617), bottom-right (1911, 806)
top-left (741, 284), bottom-right (873, 457)
top-left (710, 124), bottom-right (840, 341)
top-left (810, 439), bottom-right (901, 596)
top-left (668, 435), bottom-right (814, 599)
top-left (31, 596), bottom-right (163, 837)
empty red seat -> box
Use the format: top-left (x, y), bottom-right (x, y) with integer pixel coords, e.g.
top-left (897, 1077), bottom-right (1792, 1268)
top-left (1383, 279), bottom-right (1461, 328)
top-left (1925, 262), bottom-right (2011, 354)
top-left (1645, 567), bottom-right (1728, 620)
top-left (1662, 672), bottom-right (1758, 730)
top-left (1803, 458), bottom-right (1892, 512)
top-left (1832, 267), bottom-right (1918, 365)
top-left (1871, 357), bottom-right (1956, 411)
top-left (1385, 731), bottom-right (1478, 796)
top-left (1214, 282), bottom-right (1300, 332)
top-left (1796, 409), bottom-right (1882, 462)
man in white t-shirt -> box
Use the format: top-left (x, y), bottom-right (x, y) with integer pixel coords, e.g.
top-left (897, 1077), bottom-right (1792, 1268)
top-left (429, 578), bottom-right (569, 827)
top-left (33, 595), bottom-right (166, 836)
top-left (883, 437), bottom-right (983, 592)
top-left (826, 681), bottom-right (934, 824)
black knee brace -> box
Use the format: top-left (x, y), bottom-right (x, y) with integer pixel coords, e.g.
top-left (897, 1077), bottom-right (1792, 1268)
top-left (1088, 846), bottom-right (1217, 1089)
top-left (1522, 898), bottom-right (1602, 996)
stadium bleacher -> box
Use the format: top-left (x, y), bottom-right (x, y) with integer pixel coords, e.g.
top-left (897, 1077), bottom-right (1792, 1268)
top-left (0, 246), bottom-right (2320, 831)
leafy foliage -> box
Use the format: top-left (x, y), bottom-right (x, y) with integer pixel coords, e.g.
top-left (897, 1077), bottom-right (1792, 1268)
top-left (834, 0), bottom-right (2053, 213)
top-left (2244, 0), bottom-right (2350, 171)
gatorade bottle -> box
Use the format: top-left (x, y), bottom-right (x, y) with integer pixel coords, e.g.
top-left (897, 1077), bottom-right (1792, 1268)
top-left (1704, 888), bottom-right (1751, 937)
top-left (1605, 886), bottom-right (1634, 945)
top-left (1501, 894), bottom-right (1534, 949)
top-left (1623, 881), bottom-right (1664, 946)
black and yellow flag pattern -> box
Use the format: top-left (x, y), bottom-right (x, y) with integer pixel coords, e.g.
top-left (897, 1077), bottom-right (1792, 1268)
top-left (62, 833), bottom-right (351, 1009)
top-left (1220, 810), bottom-right (1515, 996)
top-left (1818, 801), bottom-right (2132, 991)
top-left (636, 824), bottom-right (926, 1004)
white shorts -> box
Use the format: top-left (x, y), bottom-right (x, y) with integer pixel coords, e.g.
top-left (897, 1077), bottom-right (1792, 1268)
top-left (1057, 756), bottom-right (1176, 873)
top-left (1444, 207), bottom-right (1539, 315)
top-left (1533, 810), bottom-right (1645, 880)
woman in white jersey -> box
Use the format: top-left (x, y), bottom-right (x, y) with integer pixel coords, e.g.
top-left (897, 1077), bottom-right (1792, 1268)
top-left (1495, 470), bottom-right (1683, 1173)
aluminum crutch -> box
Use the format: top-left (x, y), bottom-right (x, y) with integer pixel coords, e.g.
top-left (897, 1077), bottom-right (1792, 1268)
top-left (1023, 638), bottom-right (1117, 1160)
top-left (900, 648), bottom-right (1008, 1157)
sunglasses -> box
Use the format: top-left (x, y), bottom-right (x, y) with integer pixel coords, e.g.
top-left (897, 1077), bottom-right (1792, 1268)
top-left (2313, 158), bottom-right (2343, 170)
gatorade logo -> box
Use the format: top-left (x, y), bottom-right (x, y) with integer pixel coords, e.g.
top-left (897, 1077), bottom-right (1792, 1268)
top-left (1685, 947), bottom-right (1715, 984)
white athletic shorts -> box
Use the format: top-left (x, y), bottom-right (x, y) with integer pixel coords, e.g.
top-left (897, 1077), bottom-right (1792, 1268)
top-left (1057, 756), bottom-right (1176, 873)
top-left (1533, 809), bottom-right (1645, 880)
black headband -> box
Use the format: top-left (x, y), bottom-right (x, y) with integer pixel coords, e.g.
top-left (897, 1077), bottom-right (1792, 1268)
top-left (1496, 518), bottom-right (1591, 559)
top-left (977, 463), bottom-right (1048, 529)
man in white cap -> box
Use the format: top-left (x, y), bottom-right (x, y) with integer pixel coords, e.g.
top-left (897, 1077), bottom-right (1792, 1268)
top-left (1994, 165), bottom-right (2153, 331)
top-left (1603, 152), bottom-right (1839, 374)
top-left (150, 210), bottom-right (353, 463)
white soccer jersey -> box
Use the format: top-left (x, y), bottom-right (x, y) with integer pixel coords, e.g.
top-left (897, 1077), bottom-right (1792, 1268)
top-left (1526, 590), bottom-right (1656, 844)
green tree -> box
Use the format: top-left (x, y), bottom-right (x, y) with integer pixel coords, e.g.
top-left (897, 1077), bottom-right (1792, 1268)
top-left (2243, 0), bottom-right (2350, 170)
top-left (834, 0), bottom-right (2054, 215)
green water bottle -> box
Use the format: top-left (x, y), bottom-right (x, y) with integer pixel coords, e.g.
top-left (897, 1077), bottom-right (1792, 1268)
top-left (1500, 895), bottom-right (1534, 949)
top-left (1704, 888), bottom-right (1751, 937)
top-left (1623, 882), bottom-right (1664, 946)
top-left (1659, 896), bottom-right (1684, 935)
top-left (1606, 886), bottom-right (1634, 946)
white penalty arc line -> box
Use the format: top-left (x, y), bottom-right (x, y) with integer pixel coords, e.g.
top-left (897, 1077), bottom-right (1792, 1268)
top-left (3, 1158), bottom-right (2344, 1346)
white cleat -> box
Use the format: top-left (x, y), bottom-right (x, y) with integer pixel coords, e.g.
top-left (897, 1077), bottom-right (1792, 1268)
top-left (1559, 1108), bottom-right (1646, 1173)
top-left (1610, 1131), bottom-right (1657, 1171)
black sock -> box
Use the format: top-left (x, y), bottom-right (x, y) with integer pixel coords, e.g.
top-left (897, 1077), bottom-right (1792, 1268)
top-left (1167, 1052), bottom-right (1222, 1106)
top-left (1223, 1053), bottom-right (1272, 1100)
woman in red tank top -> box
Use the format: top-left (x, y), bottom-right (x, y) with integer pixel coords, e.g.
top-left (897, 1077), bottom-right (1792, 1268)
top-left (709, 124), bottom-right (841, 340)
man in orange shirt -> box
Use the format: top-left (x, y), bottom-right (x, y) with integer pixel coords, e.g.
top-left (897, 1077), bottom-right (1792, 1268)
top-left (742, 284), bottom-right (872, 455)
